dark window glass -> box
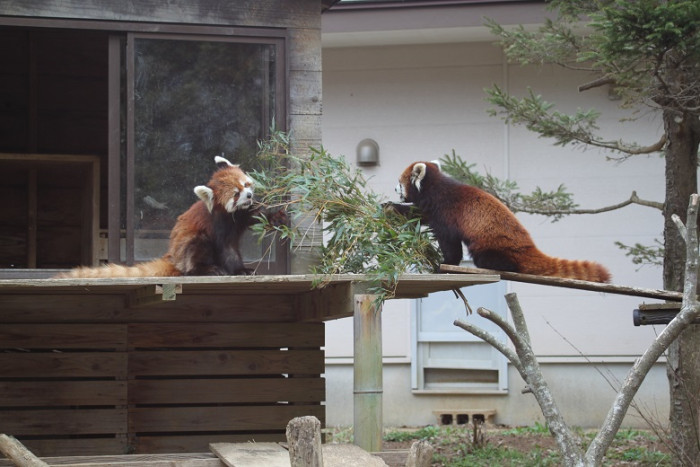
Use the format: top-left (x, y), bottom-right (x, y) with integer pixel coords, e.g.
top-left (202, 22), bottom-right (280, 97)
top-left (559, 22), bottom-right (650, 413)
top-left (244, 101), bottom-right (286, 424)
top-left (131, 38), bottom-right (277, 263)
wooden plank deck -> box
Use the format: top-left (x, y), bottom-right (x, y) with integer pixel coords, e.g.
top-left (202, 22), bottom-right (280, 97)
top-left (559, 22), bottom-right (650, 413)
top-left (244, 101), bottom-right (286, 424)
top-left (0, 273), bottom-right (498, 458)
top-left (0, 452), bottom-right (225, 467)
top-left (0, 273), bottom-right (498, 298)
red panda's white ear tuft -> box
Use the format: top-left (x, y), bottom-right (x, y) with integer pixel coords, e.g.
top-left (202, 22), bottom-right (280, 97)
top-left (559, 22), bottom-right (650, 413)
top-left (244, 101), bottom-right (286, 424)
top-left (214, 155), bottom-right (239, 170)
top-left (411, 163), bottom-right (427, 191)
top-left (194, 186), bottom-right (215, 213)
top-left (430, 159), bottom-right (442, 171)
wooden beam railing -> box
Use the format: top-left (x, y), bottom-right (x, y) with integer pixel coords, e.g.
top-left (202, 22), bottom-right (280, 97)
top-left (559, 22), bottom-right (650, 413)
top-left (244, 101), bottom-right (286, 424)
top-left (440, 264), bottom-right (683, 302)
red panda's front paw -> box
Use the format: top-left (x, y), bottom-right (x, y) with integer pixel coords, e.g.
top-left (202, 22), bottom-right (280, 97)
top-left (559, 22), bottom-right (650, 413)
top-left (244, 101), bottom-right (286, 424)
top-left (381, 202), bottom-right (399, 214)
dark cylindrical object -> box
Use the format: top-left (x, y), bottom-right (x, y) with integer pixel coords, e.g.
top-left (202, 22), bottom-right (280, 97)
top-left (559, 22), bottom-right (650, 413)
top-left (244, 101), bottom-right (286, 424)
top-left (634, 308), bottom-right (700, 326)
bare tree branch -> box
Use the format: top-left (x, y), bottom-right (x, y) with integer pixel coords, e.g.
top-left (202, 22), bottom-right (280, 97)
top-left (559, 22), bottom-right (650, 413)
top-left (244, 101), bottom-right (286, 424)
top-left (476, 306), bottom-right (524, 350)
top-left (672, 213), bottom-right (688, 242)
top-left (502, 294), bottom-right (585, 465)
top-left (585, 194), bottom-right (700, 465)
top-left (455, 300), bottom-right (584, 464)
top-left (452, 194), bottom-right (700, 466)
top-left (453, 318), bottom-right (524, 374)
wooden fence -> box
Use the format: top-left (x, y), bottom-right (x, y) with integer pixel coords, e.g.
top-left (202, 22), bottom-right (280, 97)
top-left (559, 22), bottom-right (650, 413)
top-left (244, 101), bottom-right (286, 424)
top-left (0, 294), bottom-right (325, 456)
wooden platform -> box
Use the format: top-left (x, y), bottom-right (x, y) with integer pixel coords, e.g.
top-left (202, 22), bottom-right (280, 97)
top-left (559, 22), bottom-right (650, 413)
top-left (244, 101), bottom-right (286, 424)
top-left (0, 445), bottom-right (410, 467)
top-left (0, 273), bottom-right (497, 457)
top-left (0, 452), bottom-right (226, 467)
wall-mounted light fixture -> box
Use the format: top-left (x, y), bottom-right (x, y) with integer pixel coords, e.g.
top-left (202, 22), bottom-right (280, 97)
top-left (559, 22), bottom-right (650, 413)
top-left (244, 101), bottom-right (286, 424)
top-left (356, 138), bottom-right (379, 167)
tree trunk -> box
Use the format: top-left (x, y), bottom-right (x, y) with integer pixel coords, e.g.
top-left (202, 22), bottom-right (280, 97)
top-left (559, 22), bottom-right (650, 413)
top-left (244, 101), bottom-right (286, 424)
top-left (663, 108), bottom-right (700, 466)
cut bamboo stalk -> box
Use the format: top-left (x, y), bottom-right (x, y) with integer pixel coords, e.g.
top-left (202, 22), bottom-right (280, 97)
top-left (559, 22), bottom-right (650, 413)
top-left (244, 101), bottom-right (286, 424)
top-left (353, 294), bottom-right (383, 453)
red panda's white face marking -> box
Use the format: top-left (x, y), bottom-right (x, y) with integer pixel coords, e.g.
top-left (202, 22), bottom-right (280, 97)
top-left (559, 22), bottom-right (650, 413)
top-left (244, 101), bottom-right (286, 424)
top-left (397, 162), bottom-right (427, 202)
top-left (396, 161), bottom-right (441, 202)
top-left (226, 175), bottom-right (254, 212)
top-left (195, 156), bottom-right (255, 213)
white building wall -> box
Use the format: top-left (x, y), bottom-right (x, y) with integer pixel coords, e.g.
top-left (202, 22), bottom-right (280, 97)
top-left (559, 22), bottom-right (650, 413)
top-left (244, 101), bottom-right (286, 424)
top-left (321, 40), bottom-right (670, 428)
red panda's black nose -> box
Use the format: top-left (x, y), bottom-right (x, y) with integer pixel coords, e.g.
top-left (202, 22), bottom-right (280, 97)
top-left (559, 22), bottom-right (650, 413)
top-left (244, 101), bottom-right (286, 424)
top-left (246, 193), bottom-right (252, 199)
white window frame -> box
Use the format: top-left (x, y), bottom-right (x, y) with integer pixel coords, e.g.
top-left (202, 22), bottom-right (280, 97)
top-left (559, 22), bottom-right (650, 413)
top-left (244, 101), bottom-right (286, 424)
top-left (411, 280), bottom-right (509, 394)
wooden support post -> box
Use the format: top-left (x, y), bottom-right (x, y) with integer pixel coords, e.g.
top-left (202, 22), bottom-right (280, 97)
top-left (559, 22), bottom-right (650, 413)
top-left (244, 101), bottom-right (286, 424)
top-left (0, 434), bottom-right (49, 467)
top-left (286, 415), bottom-right (324, 467)
top-left (353, 294), bottom-right (383, 453)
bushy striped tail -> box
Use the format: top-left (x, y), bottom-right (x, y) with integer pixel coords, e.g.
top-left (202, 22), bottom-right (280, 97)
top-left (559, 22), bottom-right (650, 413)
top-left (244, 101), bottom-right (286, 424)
top-left (522, 253), bottom-right (611, 283)
top-left (54, 258), bottom-right (181, 279)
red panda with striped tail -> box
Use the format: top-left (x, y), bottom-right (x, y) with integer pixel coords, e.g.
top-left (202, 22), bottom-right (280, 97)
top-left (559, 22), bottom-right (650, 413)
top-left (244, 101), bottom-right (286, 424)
top-left (387, 161), bottom-right (610, 283)
top-left (56, 156), bottom-right (283, 278)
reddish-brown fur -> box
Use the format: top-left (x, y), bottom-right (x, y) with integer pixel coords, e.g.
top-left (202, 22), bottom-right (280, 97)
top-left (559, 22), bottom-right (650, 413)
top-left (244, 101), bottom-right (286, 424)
top-left (56, 157), bottom-right (268, 278)
top-left (390, 161), bottom-right (611, 283)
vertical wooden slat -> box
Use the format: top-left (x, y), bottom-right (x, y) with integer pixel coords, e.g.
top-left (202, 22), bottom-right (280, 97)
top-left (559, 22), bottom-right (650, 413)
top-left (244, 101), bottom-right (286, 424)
top-left (107, 35), bottom-right (121, 264)
top-left (27, 30), bottom-right (38, 152)
top-left (81, 159), bottom-right (100, 266)
top-left (125, 33), bottom-right (135, 265)
top-left (26, 168), bottom-right (37, 268)
top-left (353, 294), bottom-right (383, 453)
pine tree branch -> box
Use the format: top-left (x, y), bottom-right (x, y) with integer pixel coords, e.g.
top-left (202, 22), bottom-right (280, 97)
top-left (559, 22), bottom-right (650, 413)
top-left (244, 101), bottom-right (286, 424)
top-left (578, 76), bottom-right (616, 92)
top-left (487, 86), bottom-right (668, 156)
top-left (516, 191), bottom-right (663, 216)
top-left (602, 134), bottom-right (668, 158)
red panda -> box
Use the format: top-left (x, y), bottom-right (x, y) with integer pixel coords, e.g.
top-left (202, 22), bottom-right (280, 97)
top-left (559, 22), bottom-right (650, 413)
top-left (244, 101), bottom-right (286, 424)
top-left (388, 161), bottom-right (611, 283)
top-left (56, 156), bottom-right (283, 278)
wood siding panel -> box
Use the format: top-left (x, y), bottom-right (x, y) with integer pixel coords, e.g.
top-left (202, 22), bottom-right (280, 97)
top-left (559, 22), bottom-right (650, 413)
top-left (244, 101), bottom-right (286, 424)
top-left (0, 294), bottom-right (297, 323)
top-left (0, 352), bottom-right (127, 378)
top-left (0, 324), bottom-right (126, 350)
top-left (0, 380), bottom-right (127, 407)
top-left (0, 0), bottom-right (321, 29)
top-left (129, 377), bottom-right (325, 404)
top-left (17, 438), bottom-right (129, 458)
top-left (289, 113), bottom-right (322, 155)
top-left (130, 405), bottom-right (325, 433)
top-left (128, 349), bottom-right (324, 377)
top-left (1, 408), bottom-right (127, 436)
top-left (289, 28), bottom-right (322, 72)
top-left (289, 70), bottom-right (322, 116)
top-left (128, 322), bottom-right (323, 348)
